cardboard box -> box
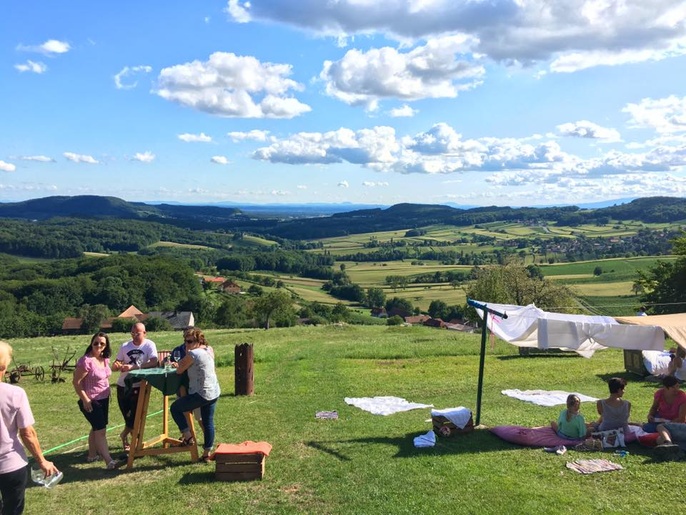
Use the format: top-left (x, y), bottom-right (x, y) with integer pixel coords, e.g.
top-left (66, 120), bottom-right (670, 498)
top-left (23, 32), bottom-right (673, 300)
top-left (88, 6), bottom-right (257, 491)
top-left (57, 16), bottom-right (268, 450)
top-left (432, 414), bottom-right (474, 437)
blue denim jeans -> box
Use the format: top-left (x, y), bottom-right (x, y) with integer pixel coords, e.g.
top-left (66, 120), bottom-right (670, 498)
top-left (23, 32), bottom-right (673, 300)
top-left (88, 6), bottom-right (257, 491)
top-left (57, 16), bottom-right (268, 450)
top-left (170, 393), bottom-right (218, 450)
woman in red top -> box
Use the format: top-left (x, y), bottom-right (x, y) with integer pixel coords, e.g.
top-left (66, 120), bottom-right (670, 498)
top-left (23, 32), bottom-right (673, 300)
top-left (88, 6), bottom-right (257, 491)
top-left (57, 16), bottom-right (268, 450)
top-left (643, 375), bottom-right (686, 433)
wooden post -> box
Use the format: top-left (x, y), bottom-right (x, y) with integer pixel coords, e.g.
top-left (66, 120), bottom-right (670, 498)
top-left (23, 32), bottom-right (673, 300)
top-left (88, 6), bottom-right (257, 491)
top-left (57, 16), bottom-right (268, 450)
top-left (235, 343), bottom-right (254, 396)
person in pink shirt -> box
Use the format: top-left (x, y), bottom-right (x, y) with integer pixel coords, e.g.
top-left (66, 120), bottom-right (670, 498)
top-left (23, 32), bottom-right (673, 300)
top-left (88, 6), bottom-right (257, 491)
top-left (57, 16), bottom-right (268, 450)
top-left (643, 375), bottom-right (686, 433)
top-left (72, 332), bottom-right (118, 470)
top-left (1, 340), bottom-right (59, 514)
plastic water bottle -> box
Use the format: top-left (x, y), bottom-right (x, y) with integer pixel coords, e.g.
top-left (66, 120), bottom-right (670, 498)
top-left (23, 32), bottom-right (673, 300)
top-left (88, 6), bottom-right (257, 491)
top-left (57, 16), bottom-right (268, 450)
top-left (31, 467), bottom-right (64, 489)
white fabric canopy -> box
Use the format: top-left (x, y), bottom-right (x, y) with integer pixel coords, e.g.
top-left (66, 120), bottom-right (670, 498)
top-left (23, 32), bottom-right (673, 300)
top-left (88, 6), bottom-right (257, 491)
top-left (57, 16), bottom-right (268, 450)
top-left (473, 301), bottom-right (665, 358)
top-left (615, 313), bottom-right (686, 351)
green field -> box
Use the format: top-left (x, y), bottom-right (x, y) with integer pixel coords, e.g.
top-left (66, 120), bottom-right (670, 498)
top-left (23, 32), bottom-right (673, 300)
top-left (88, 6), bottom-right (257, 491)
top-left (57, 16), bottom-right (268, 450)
top-left (7, 326), bottom-right (680, 515)
top-left (312, 221), bottom-right (682, 256)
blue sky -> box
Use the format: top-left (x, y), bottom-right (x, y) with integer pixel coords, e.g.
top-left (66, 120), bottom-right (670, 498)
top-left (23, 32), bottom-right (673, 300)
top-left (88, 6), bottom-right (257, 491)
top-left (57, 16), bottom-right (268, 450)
top-left (2, 1), bottom-right (686, 207)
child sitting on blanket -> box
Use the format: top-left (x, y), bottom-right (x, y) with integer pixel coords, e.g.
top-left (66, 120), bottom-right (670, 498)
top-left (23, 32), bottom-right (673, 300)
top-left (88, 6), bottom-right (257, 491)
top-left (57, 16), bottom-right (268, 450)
top-left (551, 394), bottom-right (590, 439)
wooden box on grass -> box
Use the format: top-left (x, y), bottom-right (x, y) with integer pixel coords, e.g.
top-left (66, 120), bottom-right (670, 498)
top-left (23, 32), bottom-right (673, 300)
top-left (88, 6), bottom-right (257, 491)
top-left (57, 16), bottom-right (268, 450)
top-left (432, 415), bottom-right (474, 437)
top-left (623, 349), bottom-right (648, 376)
top-left (215, 452), bottom-right (265, 481)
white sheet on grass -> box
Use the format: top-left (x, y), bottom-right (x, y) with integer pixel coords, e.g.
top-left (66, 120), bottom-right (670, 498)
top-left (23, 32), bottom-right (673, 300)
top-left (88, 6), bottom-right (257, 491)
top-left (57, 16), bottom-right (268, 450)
top-left (502, 389), bottom-right (598, 407)
top-left (344, 396), bottom-right (433, 416)
top-left (473, 301), bottom-right (665, 358)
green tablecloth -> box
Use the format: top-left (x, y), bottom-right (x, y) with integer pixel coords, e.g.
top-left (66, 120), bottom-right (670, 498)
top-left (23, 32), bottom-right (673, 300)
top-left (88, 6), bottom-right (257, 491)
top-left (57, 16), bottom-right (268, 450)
top-left (125, 368), bottom-right (183, 396)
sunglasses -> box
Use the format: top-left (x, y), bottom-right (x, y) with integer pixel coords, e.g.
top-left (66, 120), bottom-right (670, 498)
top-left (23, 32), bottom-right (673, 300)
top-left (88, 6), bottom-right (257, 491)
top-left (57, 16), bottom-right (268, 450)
top-left (184, 339), bottom-right (195, 344)
top-left (93, 342), bottom-right (107, 347)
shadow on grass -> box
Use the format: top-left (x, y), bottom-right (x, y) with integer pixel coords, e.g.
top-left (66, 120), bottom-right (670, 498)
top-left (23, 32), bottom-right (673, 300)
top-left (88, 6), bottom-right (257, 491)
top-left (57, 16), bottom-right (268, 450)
top-left (497, 353), bottom-right (581, 361)
top-left (595, 371), bottom-right (663, 390)
top-left (308, 430), bottom-right (684, 466)
top-left (178, 467), bottom-right (216, 485)
top-left (306, 428), bottom-right (514, 460)
top-left (45, 450), bottom-right (215, 485)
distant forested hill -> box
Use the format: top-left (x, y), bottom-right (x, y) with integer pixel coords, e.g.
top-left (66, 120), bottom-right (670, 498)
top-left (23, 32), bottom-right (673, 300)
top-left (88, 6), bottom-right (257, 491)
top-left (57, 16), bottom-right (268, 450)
top-left (1, 195), bottom-right (685, 240)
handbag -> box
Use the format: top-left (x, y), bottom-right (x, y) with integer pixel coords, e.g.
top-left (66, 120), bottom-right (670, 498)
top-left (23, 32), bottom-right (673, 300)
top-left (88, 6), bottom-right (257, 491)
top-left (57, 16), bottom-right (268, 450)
top-left (591, 428), bottom-right (625, 449)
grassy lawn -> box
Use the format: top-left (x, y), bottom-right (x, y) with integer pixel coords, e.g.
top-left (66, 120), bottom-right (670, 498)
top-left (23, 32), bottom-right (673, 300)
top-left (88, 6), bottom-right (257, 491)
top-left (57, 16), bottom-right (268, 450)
top-left (6, 326), bottom-right (678, 514)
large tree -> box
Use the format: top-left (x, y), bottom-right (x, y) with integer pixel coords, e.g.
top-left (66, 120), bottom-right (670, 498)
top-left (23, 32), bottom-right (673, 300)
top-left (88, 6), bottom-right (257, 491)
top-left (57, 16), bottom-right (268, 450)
top-left (466, 264), bottom-right (578, 313)
top-left (251, 290), bottom-right (295, 329)
top-left (634, 234), bottom-right (686, 314)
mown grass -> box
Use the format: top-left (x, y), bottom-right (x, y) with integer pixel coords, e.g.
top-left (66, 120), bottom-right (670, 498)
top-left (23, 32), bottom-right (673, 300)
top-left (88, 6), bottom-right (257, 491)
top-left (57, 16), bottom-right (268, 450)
top-left (8, 325), bottom-right (679, 515)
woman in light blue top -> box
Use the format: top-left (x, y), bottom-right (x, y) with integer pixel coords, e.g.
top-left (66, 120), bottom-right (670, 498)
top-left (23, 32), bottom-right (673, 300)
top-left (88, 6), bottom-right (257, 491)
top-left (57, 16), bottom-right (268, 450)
top-left (170, 328), bottom-right (220, 462)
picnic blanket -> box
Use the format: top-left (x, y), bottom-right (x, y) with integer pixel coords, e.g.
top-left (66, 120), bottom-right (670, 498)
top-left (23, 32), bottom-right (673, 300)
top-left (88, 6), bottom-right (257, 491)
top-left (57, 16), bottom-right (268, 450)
top-left (565, 459), bottom-right (623, 474)
top-left (344, 396), bottom-right (433, 416)
top-left (502, 389), bottom-right (598, 407)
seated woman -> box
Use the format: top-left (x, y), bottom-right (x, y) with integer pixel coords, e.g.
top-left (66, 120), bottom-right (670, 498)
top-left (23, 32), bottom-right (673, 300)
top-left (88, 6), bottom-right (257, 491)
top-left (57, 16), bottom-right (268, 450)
top-left (170, 328), bottom-right (220, 462)
top-left (643, 375), bottom-right (686, 433)
top-left (595, 377), bottom-right (631, 433)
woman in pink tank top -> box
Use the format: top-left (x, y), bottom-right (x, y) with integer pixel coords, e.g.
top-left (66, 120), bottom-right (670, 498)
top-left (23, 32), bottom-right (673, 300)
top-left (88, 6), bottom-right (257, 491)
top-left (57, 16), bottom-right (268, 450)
top-left (73, 332), bottom-right (119, 470)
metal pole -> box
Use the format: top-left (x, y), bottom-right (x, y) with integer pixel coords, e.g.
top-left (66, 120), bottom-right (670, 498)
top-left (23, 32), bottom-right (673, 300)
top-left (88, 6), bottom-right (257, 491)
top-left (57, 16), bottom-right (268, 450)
top-left (475, 310), bottom-right (489, 426)
top-left (467, 299), bottom-right (508, 426)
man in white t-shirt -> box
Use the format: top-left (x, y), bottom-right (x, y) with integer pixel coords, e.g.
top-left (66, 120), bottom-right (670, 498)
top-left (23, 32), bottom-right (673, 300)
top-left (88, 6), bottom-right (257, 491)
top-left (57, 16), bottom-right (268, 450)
top-left (112, 322), bottom-right (158, 451)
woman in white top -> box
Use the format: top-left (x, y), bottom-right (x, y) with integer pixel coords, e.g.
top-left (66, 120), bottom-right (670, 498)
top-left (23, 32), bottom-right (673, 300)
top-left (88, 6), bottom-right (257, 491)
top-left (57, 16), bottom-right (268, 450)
top-left (170, 328), bottom-right (220, 462)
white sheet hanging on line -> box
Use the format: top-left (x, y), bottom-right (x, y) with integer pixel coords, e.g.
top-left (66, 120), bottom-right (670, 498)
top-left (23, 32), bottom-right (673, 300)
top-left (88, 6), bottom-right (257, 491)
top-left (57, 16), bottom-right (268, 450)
top-left (473, 301), bottom-right (664, 358)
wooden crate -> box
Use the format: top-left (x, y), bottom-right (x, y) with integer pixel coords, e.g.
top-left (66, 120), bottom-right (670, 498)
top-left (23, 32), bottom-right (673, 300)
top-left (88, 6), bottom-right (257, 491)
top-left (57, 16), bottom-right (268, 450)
top-left (623, 349), bottom-right (648, 376)
top-left (432, 415), bottom-right (474, 437)
top-left (215, 452), bottom-right (265, 481)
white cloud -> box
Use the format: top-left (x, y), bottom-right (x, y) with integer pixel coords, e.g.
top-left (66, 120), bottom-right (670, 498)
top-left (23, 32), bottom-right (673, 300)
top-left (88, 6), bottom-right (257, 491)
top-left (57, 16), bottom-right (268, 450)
top-left (253, 126), bottom-right (400, 165)
top-left (178, 132), bottom-right (213, 143)
top-left (296, 184), bottom-right (307, 189)
top-left (320, 36), bottom-right (484, 109)
top-left (227, 1), bottom-right (686, 71)
top-left (211, 156), bottom-right (230, 164)
top-left (155, 52), bottom-right (311, 118)
top-left (0, 160), bottom-right (16, 172)
top-left (338, 180), bottom-right (349, 188)
top-left (225, 0), bottom-right (251, 23)
top-left (252, 121), bottom-right (582, 175)
top-left (114, 65), bottom-right (153, 90)
top-left (19, 155), bottom-right (54, 162)
top-left (14, 60), bottom-right (47, 74)
top-left (362, 181), bottom-right (389, 187)
top-left (271, 189), bottom-right (289, 196)
top-left (17, 39), bottom-right (70, 55)
top-left (132, 151), bottom-right (156, 163)
top-left (63, 152), bottom-right (99, 164)
top-left (227, 130), bottom-right (270, 142)
top-left (388, 104), bottom-right (418, 117)
top-left (557, 120), bottom-right (621, 142)
top-left (623, 95), bottom-right (686, 134)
